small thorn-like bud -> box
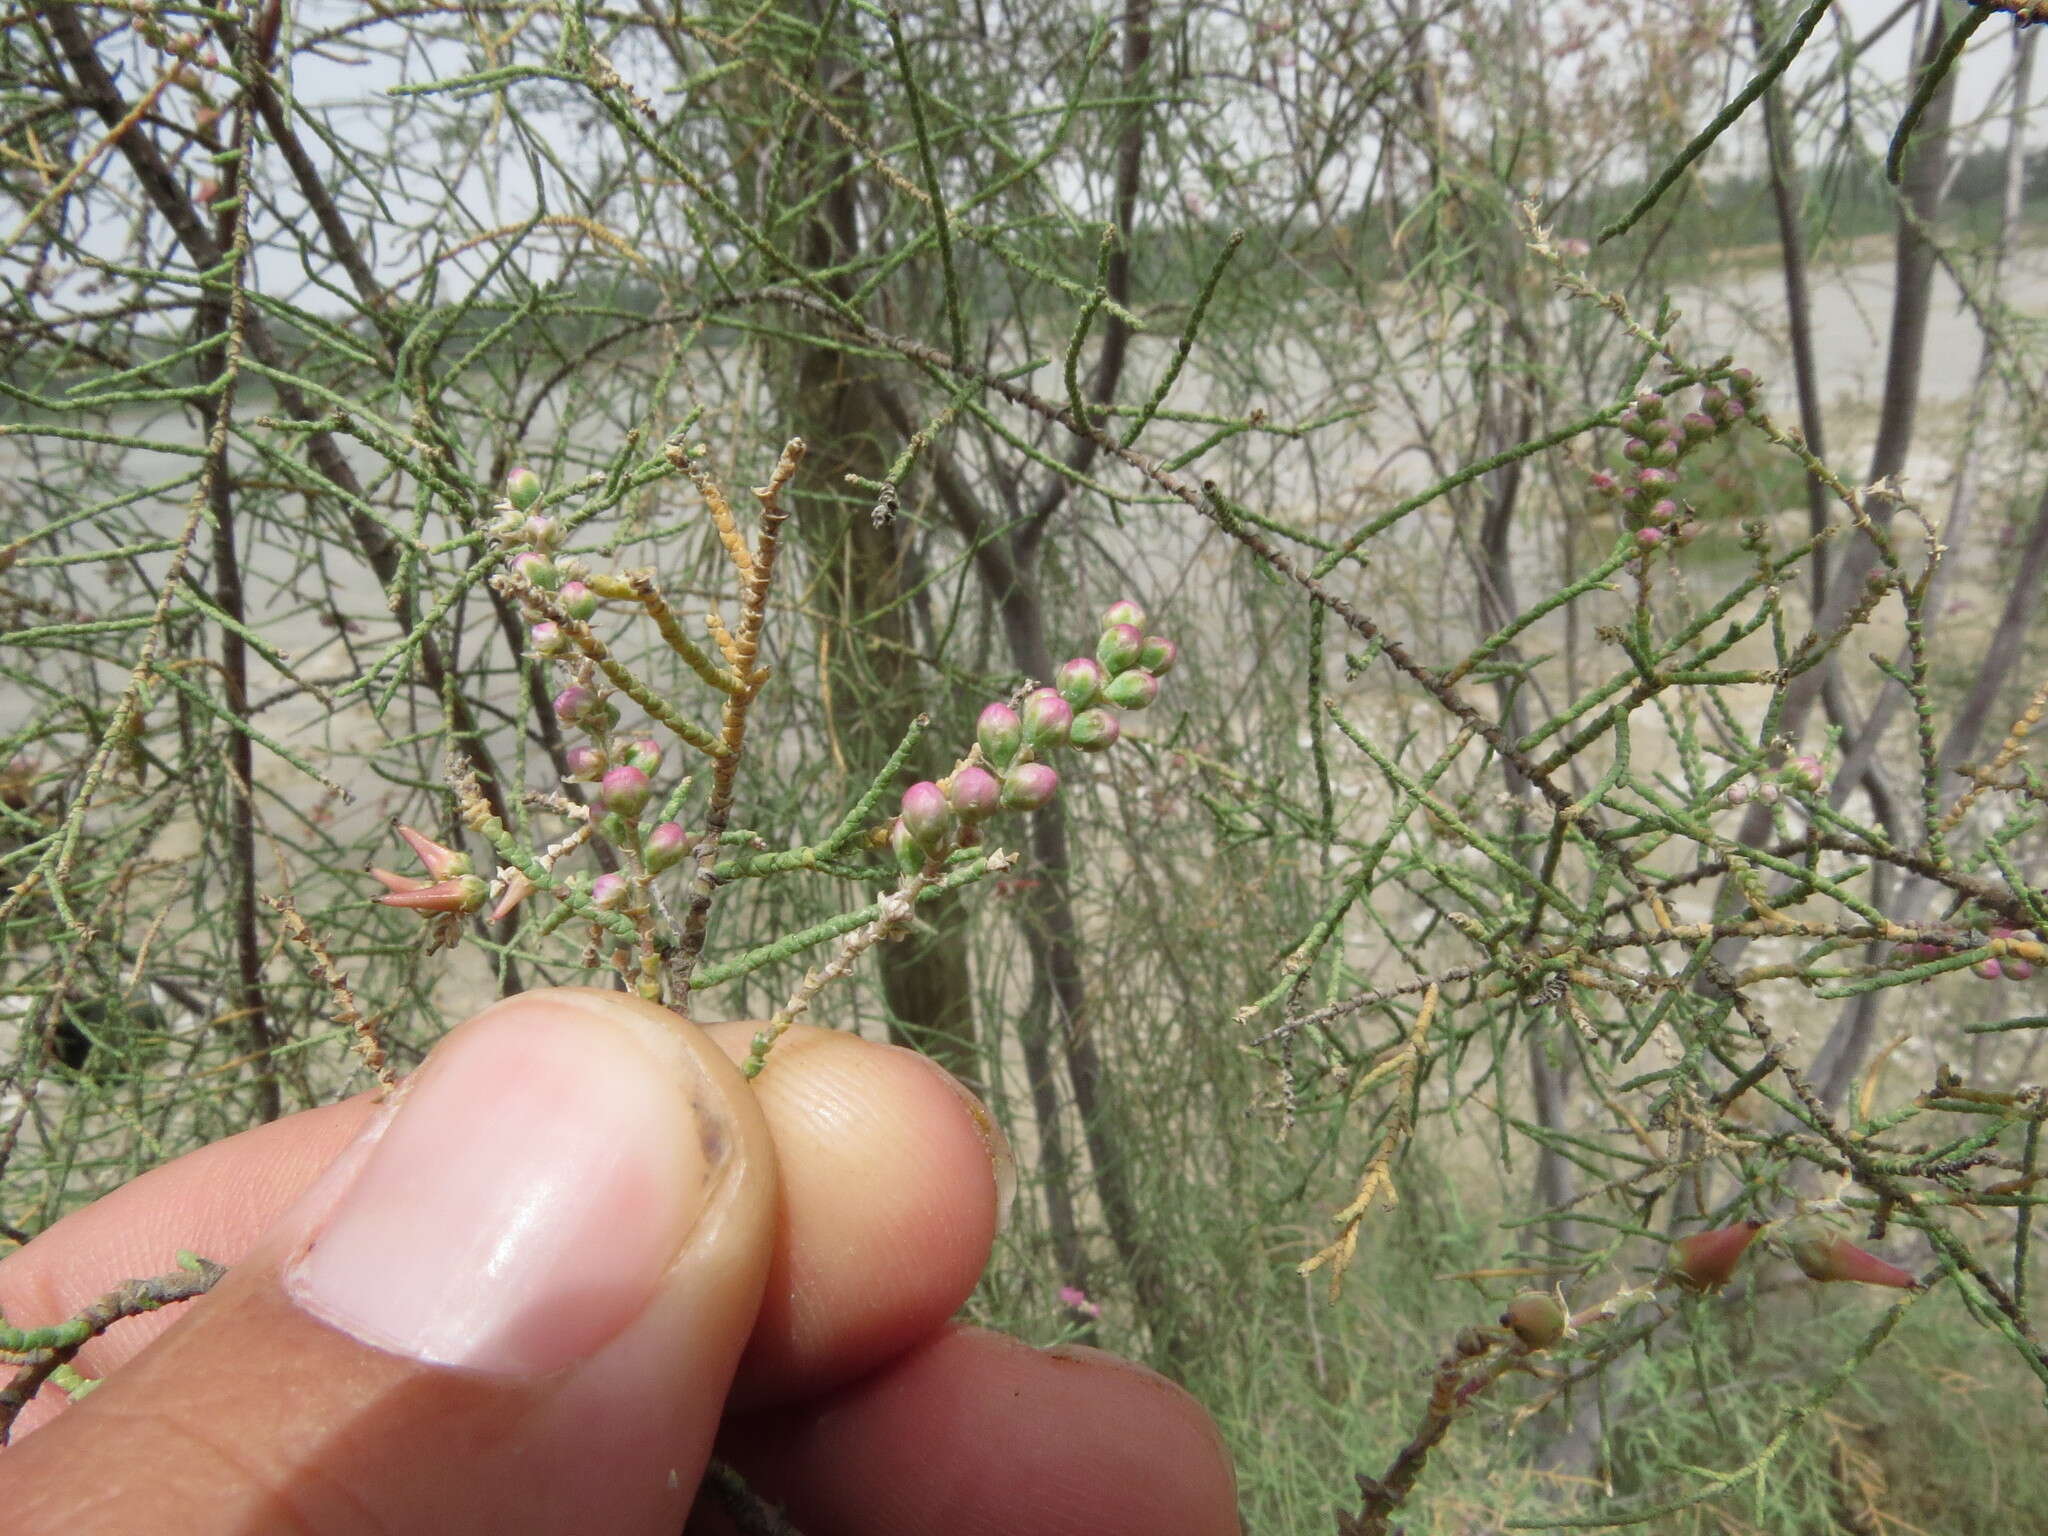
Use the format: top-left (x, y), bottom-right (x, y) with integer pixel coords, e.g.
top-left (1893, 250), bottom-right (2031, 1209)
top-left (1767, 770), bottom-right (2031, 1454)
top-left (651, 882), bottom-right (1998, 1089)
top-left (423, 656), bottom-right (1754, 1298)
top-left (1139, 635), bottom-right (1178, 675)
top-left (559, 580), bottom-right (598, 622)
top-left (946, 766), bottom-right (1002, 822)
top-left (1783, 1217), bottom-right (1920, 1289)
top-left (1104, 669), bottom-right (1160, 710)
top-left (590, 872), bottom-right (629, 910)
top-left (601, 764), bottom-right (651, 818)
top-left (1055, 656), bottom-right (1107, 711)
top-left (621, 738), bottom-right (663, 774)
top-left (396, 824), bottom-right (471, 879)
top-left (978, 702), bottom-right (1023, 767)
top-left (487, 869), bottom-right (535, 923)
top-left (1500, 1291), bottom-right (1568, 1350)
top-left (553, 685), bottom-right (598, 725)
top-left (1102, 599), bottom-right (1148, 631)
top-left (1070, 708), bottom-right (1121, 752)
top-left (530, 620), bottom-right (567, 656)
top-left (564, 744), bottom-right (606, 781)
top-left (1097, 623), bottom-right (1145, 675)
top-left (511, 549), bottom-right (561, 591)
top-left (1001, 762), bottom-right (1059, 812)
top-left (505, 466), bottom-right (543, 510)
top-left (1021, 688), bottom-right (1073, 751)
top-left (1668, 1221), bottom-right (1763, 1293)
top-left (901, 780), bottom-right (955, 855)
top-left (645, 821), bottom-right (689, 874)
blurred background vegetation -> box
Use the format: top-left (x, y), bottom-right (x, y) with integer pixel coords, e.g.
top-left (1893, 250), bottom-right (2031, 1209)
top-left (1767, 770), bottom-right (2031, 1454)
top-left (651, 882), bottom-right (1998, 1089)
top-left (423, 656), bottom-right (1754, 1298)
top-left (6, 0), bottom-right (2048, 1530)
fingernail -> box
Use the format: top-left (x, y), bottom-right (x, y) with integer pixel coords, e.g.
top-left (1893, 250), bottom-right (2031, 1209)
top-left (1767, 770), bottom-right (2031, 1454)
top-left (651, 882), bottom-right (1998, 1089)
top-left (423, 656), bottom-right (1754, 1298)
top-left (286, 994), bottom-right (727, 1375)
top-left (919, 1059), bottom-right (1016, 1232)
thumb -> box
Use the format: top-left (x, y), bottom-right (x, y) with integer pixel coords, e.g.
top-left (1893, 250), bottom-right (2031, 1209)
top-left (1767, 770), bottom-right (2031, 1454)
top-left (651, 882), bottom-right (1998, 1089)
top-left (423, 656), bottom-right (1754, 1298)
top-left (0, 988), bottom-right (777, 1536)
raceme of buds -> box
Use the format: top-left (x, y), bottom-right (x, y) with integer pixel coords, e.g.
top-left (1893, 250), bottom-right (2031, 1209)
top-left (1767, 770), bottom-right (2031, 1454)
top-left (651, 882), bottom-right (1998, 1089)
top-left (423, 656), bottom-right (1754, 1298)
top-left (1783, 1218), bottom-right (1920, 1290)
top-left (1500, 1291), bottom-right (1568, 1350)
top-left (1104, 670), bottom-right (1160, 711)
top-left (565, 744), bottom-right (606, 781)
top-left (1139, 636), bottom-right (1178, 675)
top-left (560, 581), bottom-right (598, 622)
top-left (645, 821), bottom-right (689, 874)
top-left (1668, 1221), bottom-right (1763, 1293)
top-left (601, 764), bottom-right (651, 818)
top-left (506, 466), bottom-right (543, 510)
top-left (1001, 762), bottom-right (1060, 811)
top-left (1098, 623), bottom-right (1145, 675)
top-left (946, 766), bottom-right (1002, 822)
top-left (978, 702), bottom-right (1023, 767)
top-left (901, 780), bottom-right (956, 855)
top-left (1055, 656), bottom-right (1108, 711)
top-left (1070, 708), bottom-right (1121, 753)
top-left (590, 872), bottom-right (629, 910)
top-left (1102, 599), bottom-right (1147, 630)
top-left (1021, 688), bottom-right (1073, 752)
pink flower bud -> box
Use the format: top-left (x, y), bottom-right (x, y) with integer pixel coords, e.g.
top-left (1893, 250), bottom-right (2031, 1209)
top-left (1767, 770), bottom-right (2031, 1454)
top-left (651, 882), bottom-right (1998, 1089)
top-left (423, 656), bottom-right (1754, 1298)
top-left (1622, 437), bottom-right (1650, 464)
top-left (977, 702), bottom-right (1022, 767)
top-left (1098, 623), bottom-right (1145, 675)
top-left (1588, 470), bottom-right (1619, 494)
top-left (1728, 367), bottom-right (1758, 396)
top-left (1635, 389), bottom-right (1665, 419)
top-left (645, 821), bottom-right (689, 873)
top-left (195, 177), bottom-right (221, 206)
top-left (1636, 527), bottom-right (1665, 550)
top-left (560, 581), bottom-right (597, 622)
top-left (1102, 599), bottom-right (1148, 631)
top-left (1139, 635), bottom-right (1178, 675)
top-left (901, 780), bottom-right (955, 855)
top-left (1104, 669), bottom-right (1159, 710)
top-left (1757, 782), bottom-right (1781, 805)
top-left (590, 872), bottom-right (629, 910)
top-left (1070, 709), bottom-right (1121, 752)
top-left (530, 620), bottom-right (567, 657)
top-left (601, 764), bottom-right (651, 818)
top-left (1701, 388), bottom-right (1729, 415)
top-left (506, 466), bottom-right (543, 510)
top-left (565, 744), bottom-right (606, 781)
top-left (1785, 754), bottom-right (1825, 791)
top-left (396, 824), bottom-right (472, 879)
top-left (1001, 762), bottom-right (1059, 811)
top-left (1720, 400), bottom-right (1747, 424)
top-left (621, 738), bottom-right (663, 774)
top-left (2003, 957), bottom-right (2035, 981)
top-left (1724, 781), bottom-right (1751, 806)
top-left (1976, 958), bottom-right (2005, 981)
top-left (553, 685), bottom-right (597, 724)
top-left (889, 816), bottom-right (926, 874)
top-left (1637, 467), bottom-right (1677, 491)
top-left (1055, 657), bottom-right (1107, 711)
top-left (946, 766), bottom-right (1001, 822)
top-left (1785, 1220), bottom-right (1919, 1289)
top-left (1021, 688), bottom-right (1072, 751)
top-left (487, 869), bottom-right (536, 923)
top-left (1681, 411), bottom-right (1717, 443)
top-left (512, 549), bottom-right (561, 591)
top-left (376, 874), bottom-right (489, 914)
top-left (1646, 499), bottom-right (1678, 523)
top-left (524, 515), bottom-right (562, 550)
top-left (1668, 1221), bottom-right (1763, 1293)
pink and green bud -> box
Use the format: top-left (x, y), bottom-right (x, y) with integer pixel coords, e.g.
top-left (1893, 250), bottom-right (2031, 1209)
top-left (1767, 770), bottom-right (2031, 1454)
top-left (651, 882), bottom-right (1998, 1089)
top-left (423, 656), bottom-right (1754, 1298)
top-left (2005, 958), bottom-right (2036, 981)
top-left (1021, 688), bottom-right (1073, 751)
top-left (524, 515), bottom-right (563, 551)
top-left (1636, 527), bottom-right (1665, 550)
top-left (553, 685), bottom-right (598, 725)
top-left (621, 738), bottom-right (663, 775)
top-left (1102, 599), bottom-right (1147, 631)
top-left (590, 872), bottom-right (629, 910)
top-left (1634, 389), bottom-right (1665, 419)
top-left (395, 824), bottom-right (472, 880)
top-left (1621, 437), bottom-right (1649, 464)
top-left (1637, 467), bottom-right (1677, 491)
top-left (1681, 411), bottom-right (1717, 444)
top-left (1070, 708), bottom-right (1121, 752)
top-left (1500, 1291), bottom-right (1568, 1350)
top-left (531, 620), bottom-right (567, 657)
top-left (901, 780), bottom-right (955, 855)
top-left (601, 764), bottom-right (651, 818)
top-left (1001, 762), bottom-right (1059, 812)
top-left (645, 821), bottom-right (689, 874)
top-left (1097, 624), bottom-right (1145, 675)
top-left (559, 581), bottom-right (598, 622)
top-left (564, 744), bottom-right (606, 781)
top-left (889, 816), bottom-right (926, 874)
top-left (1667, 1221), bottom-right (1763, 1293)
top-left (1757, 782), bottom-right (1782, 805)
top-left (1724, 781), bottom-right (1751, 806)
top-left (1104, 669), bottom-right (1159, 711)
top-left (1139, 635), bottom-right (1178, 675)
top-left (511, 549), bottom-right (560, 591)
top-left (506, 467), bottom-right (543, 510)
top-left (1976, 958), bottom-right (2005, 981)
top-left (1646, 499), bottom-right (1678, 524)
top-left (1588, 470), bottom-right (1619, 494)
top-left (1785, 1221), bottom-right (1919, 1290)
top-left (487, 869), bottom-right (536, 924)
top-left (977, 702), bottom-right (1023, 767)
top-left (1055, 656), bottom-right (1107, 711)
top-left (946, 766), bottom-right (1002, 822)
top-left (1783, 754), bottom-right (1825, 792)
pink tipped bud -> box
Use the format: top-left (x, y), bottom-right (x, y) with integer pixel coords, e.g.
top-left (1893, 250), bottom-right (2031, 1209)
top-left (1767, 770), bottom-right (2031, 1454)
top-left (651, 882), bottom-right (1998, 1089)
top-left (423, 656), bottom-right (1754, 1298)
top-left (889, 816), bottom-right (926, 874)
top-left (1139, 635), bottom-right (1178, 675)
top-left (1097, 624), bottom-right (1145, 675)
top-left (1720, 399), bottom-right (1748, 424)
top-left (553, 685), bottom-right (598, 725)
top-left (1724, 781), bottom-right (1751, 806)
top-left (590, 872), bottom-right (629, 910)
top-left (1784, 754), bottom-right (1825, 792)
top-left (1500, 1291), bottom-right (1568, 1350)
top-left (564, 744), bottom-right (606, 781)
top-left (978, 702), bottom-right (1023, 767)
top-left (1668, 1221), bottom-right (1763, 1293)
top-left (946, 766), bottom-right (1002, 822)
top-left (530, 620), bottom-right (567, 657)
top-left (1635, 389), bottom-right (1665, 419)
top-left (1728, 367), bottom-right (1759, 396)
top-left (1637, 467), bottom-right (1677, 491)
top-left (511, 549), bottom-right (561, 591)
top-left (621, 738), bottom-right (663, 774)
top-left (1104, 669), bottom-right (1160, 710)
top-left (1647, 499), bottom-right (1678, 523)
top-left (1976, 958), bottom-right (2005, 981)
top-left (1070, 708), bottom-right (1121, 752)
top-left (1785, 1221), bottom-right (1919, 1290)
top-left (901, 780), bottom-right (955, 855)
top-left (524, 515), bottom-right (563, 551)
top-left (1757, 782), bottom-right (1782, 805)
top-left (1588, 470), bottom-right (1619, 494)
top-left (1681, 411), bottom-right (1717, 443)
top-left (1644, 438), bottom-right (1679, 468)
top-left (1055, 656), bottom-right (1107, 711)
top-left (1102, 599), bottom-right (1148, 631)
top-left (645, 821), bottom-right (689, 874)
top-left (601, 764), bottom-right (651, 818)
top-left (396, 824), bottom-right (471, 880)
top-left (506, 466), bottom-right (543, 510)
top-left (377, 874), bottom-right (488, 914)
top-left (487, 869), bottom-right (536, 923)
top-left (2005, 958), bottom-right (2036, 981)
top-left (1622, 437), bottom-right (1650, 464)
top-left (1001, 762), bottom-right (1059, 812)
top-left (1021, 688), bottom-right (1072, 751)
top-left (1636, 527), bottom-right (1665, 550)
top-left (559, 580), bottom-right (597, 622)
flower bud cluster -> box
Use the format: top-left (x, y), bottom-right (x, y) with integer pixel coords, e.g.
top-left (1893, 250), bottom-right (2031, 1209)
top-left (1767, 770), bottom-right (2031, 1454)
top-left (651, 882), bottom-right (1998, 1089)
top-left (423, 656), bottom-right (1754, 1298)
top-left (888, 600), bottom-right (1179, 872)
top-left (1897, 923), bottom-right (2038, 983)
top-left (1588, 375), bottom-right (1760, 548)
